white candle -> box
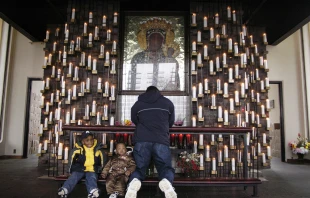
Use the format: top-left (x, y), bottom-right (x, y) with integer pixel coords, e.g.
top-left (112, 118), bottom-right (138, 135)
top-left (107, 29), bottom-right (111, 41)
top-left (234, 43), bottom-right (238, 55)
top-left (192, 116), bottom-right (196, 127)
top-left (113, 12), bottom-right (118, 23)
top-left (105, 81), bottom-right (109, 95)
top-left (267, 146), bottom-right (271, 156)
top-left (235, 91), bottom-right (239, 103)
top-left (203, 16), bottom-right (207, 27)
top-left (49, 112), bottom-right (53, 122)
top-left (92, 101), bottom-right (96, 113)
top-left (71, 8), bottom-right (75, 20)
top-left (193, 141), bottom-right (197, 153)
top-left (229, 98), bottom-right (234, 111)
top-left (263, 133), bottom-right (266, 143)
top-left (229, 68), bottom-right (233, 80)
top-left (224, 83), bottom-right (228, 95)
top-left (256, 114), bottom-right (260, 125)
top-left (218, 106), bottom-right (222, 118)
top-left (224, 110), bottom-right (228, 122)
top-left (198, 106), bottom-right (202, 118)
top-left (102, 15), bottom-right (107, 25)
top-left (72, 108), bottom-right (76, 121)
top-left (98, 78), bottom-right (102, 90)
top-left (58, 143), bottom-right (63, 156)
top-left (64, 147), bottom-right (69, 160)
top-left (192, 13), bottom-right (196, 24)
top-left (192, 41), bottom-right (196, 51)
top-left (88, 33), bottom-right (92, 42)
top-left (89, 12), bottom-right (93, 23)
top-left (241, 83), bottom-right (245, 95)
top-left (262, 153), bottom-right (266, 163)
top-left (211, 134), bottom-right (215, 142)
top-left (222, 24), bottom-right (226, 35)
top-left (231, 158), bottom-right (235, 171)
top-left (104, 105), bottom-right (108, 117)
top-left (38, 143), bottom-right (42, 153)
top-left (102, 133), bottom-right (107, 144)
top-left (216, 34), bottom-right (220, 46)
top-left (199, 154), bottom-right (203, 167)
top-left (67, 89), bottom-right (71, 101)
top-left (261, 105), bottom-right (265, 115)
top-left (74, 67), bottom-right (78, 78)
top-left (235, 64), bottom-right (239, 78)
top-left (191, 60), bottom-right (196, 71)
top-left (93, 59), bottom-right (97, 70)
top-left (247, 132), bottom-right (250, 145)
top-left (224, 145), bottom-right (228, 158)
top-left (110, 116), bottom-right (115, 126)
top-left (84, 22), bottom-right (87, 34)
top-left (204, 45), bottom-right (208, 57)
top-left (95, 26), bottom-right (99, 37)
top-left (227, 6), bottom-right (231, 18)
top-left (100, 44), bottom-right (105, 55)
top-left (218, 150), bottom-right (222, 162)
top-left (204, 79), bottom-right (208, 91)
top-left (111, 85), bottom-right (115, 98)
top-left (44, 118), bottom-right (48, 128)
top-left (81, 82), bottom-right (85, 93)
top-left (217, 79), bottom-right (221, 91)
top-left (45, 30), bottom-right (49, 40)
top-left (233, 10), bottom-right (236, 22)
top-left (263, 33), bottom-right (268, 43)
top-left (228, 38), bottom-right (232, 50)
top-left (113, 41), bottom-right (117, 51)
top-left (267, 117), bottom-right (271, 128)
top-left (192, 86), bottom-right (196, 98)
top-left (210, 28), bottom-right (214, 39)
top-left (261, 80), bottom-right (265, 91)
top-left (199, 134), bottom-right (203, 146)
top-left (110, 140), bottom-right (114, 153)
top-left (212, 94), bottom-right (216, 106)
top-left (197, 31), bottom-right (201, 42)
top-left (65, 112), bottom-right (70, 124)
top-left (230, 135), bottom-right (234, 145)
top-left (65, 30), bottom-right (69, 39)
top-left (45, 102), bottom-right (49, 113)
top-left (85, 105), bottom-right (89, 117)
top-left (258, 143), bottom-right (261, 153)
top-left (223, 53), bottom-right (227, 65)
top-left (105, 52), bottom-right (110, 63)
top-left (197, 53), bottom-right (202, 64)
top-left (205, 145), bottom-right (210, 158)
top-left (265, 77), bottom-right (270, 87)
top-left (44, 140), bottom-right (48, 150)
top-left (209, 60), bottom-right (213, 73)
top-left (198, 83), bottom-right (203, 95)
top-left (86, 78), bottom-right (90, 89)
top-left (212, 158), bottom-right (216, 171)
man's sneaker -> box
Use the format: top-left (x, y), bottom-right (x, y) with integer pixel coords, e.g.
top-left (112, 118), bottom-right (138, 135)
top-left (109, 191), bottom-right (119, 198)
top-left (159, 178), bottom-right (177, 198)
top-left (87, 188), bottom-right (100, 198)
top-left (125, 178), bottom-right (141, 198)
top-left (58, 187), bottom-right (68, 198)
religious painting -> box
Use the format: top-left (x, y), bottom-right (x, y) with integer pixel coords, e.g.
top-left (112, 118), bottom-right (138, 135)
top-left (122, 14), bottom-right (185, 92)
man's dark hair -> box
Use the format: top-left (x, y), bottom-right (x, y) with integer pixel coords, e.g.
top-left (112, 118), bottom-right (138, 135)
top-left (146, 86), bottom-right (159, 92)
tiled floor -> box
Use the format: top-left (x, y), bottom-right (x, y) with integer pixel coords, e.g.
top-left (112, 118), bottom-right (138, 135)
top-left (0, 155), bottom-right (310, 198)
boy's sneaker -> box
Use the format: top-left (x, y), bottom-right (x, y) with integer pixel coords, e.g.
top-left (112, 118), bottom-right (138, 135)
top-left (125, 178), bottom-right (141, 198)
top-left (159, 178), bottom-right (177, 198)
top-left (58, 187), bottom-right (68, 198)
top-left (109, 191), bottom-right (119, 198)
top-left (87, 188), bottom-right (100, 198)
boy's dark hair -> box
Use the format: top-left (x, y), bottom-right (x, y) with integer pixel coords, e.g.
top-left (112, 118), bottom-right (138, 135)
top-left (81, 131), bottom-right (94, 140)
top-left (146, 86), bottom-right (159, 92)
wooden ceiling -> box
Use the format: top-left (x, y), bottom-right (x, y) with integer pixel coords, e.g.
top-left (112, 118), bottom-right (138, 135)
top-left (0, 0), bottom-right (309, 45)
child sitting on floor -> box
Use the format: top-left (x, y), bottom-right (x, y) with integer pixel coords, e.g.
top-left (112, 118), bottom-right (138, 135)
top-left (58, 131), bottom-right (104, 198)
top-left (101, 142), bottom-right (136, 198)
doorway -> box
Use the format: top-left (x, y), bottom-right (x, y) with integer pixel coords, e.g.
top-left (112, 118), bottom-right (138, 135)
top-left (269, 81), bottom-right (285, 162)
top-left (23, 78), bottom-right (42, 158)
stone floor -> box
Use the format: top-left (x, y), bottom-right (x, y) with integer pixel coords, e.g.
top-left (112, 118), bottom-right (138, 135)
top-left (0, 155), bottom-right (310, 198)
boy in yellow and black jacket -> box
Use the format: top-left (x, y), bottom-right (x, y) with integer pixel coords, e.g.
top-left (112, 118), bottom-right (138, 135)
top-left (58, 131), bottom-right (105, 198)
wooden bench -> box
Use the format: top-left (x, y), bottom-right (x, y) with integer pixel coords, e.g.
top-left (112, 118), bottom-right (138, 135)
top-left (55, 175), bottom-right (261, 197)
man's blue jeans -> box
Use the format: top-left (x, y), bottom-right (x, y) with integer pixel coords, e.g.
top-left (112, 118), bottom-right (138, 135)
top-left (129, 142), bottom-right (175, 184)
top-left (62, 171), bottom-right (98, 194)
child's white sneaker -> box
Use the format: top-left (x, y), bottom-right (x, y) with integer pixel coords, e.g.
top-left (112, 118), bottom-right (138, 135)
top-left (159, 178), bottom-right (177, 198)
top-left (58, 187), bottom-right (68, 198)
top-left (109, 191), bottom-right (119, 198)
top-left (87, 188), bottom-right (100, 198)
top-left (125, 178), bottom-right (141, 198)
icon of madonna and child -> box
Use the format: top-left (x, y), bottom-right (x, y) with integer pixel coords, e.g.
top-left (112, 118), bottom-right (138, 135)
top-left (122, 16), bottom-right (185, 91)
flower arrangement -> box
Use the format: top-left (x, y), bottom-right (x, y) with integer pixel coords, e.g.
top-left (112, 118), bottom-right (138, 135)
top-left (288, 133), bottom-right (310, 155)
top-left (176, 151), bottom-right (200, 174)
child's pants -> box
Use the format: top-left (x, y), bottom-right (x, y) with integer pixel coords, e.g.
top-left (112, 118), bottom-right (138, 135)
top-left (62, 171), bottom-right (98, 194)
top-left (106, 174), bottom-right (128, 196)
